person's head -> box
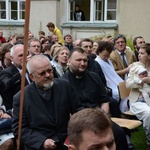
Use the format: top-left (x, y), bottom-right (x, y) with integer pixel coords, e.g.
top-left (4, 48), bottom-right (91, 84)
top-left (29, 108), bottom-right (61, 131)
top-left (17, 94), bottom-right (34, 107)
top-left (68, 108), bottom-right (115, 150)
top-left (93, 41), bottom-right (101, 54)
top-left (28, 38), bottom-right (41, 55)
top-left (53, 46), bottom-right (69, 66)
top-left (28, 33), bottom-right (34, 39)
top-left (41, 39), bottom-right (50, 50)
top-left (138, 67), bottom-right (148, 78)
top-left (0, 43), bottom-right (13, 67)
top-left (73, 39), bottom-right (81, 47)
top-left (10, 33), bottom-right (18, 45)
top-left (27, 54), bottom-right (54, 90)
top-left (0, 30), bottom-right (3, 37)
top-left (79, 38), bottom-right (93, 55)
top-left (10, 44), bottom-right (24, 69)
top-left (51, 34), bottom-right (59, 43)
top-left (38, 31), bottom-right (45, 38)
top-left (75, 5), bottom-right (80, 11)
top-left (50, 43), bottom-right (62, 58)
top-left (133, 36), bottom-right (145, 51)
top-left (107, 35), bottom-right (114, 43)
top-left (97, 41), bottom-right (114, 61)
top-left (64, 34), bottom-right (73, 45)
top-left (46, 22), bottom-right (55, 32)
top-left (43, 44), bottom-right (52, 53)
top-left (138, 43), bottom-right (150, 65)
top-left (114, 34), bottom-right (126, 52)
top-left (68, 47), bottom-right (88, 76)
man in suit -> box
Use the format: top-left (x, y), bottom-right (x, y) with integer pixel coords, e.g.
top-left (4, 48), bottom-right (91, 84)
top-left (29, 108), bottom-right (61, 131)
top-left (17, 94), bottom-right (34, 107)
top-left (0, 44), bottom-right (30, 110)
top-left (12, 54), bottom-right (80, 150)
top-left (110, 34), bottom-right (137, 80)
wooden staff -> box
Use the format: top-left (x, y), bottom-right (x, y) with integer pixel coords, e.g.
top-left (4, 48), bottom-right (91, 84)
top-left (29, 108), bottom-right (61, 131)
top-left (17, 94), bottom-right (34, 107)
top-left (17, 0), bottom-right (30, 150)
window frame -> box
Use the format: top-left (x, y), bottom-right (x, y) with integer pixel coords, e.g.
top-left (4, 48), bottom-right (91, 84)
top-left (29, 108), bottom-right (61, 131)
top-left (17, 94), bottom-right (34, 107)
top-left (0, 0), bottom-right (25, 22)
top-left (67, 0), bottom-right (117, 23)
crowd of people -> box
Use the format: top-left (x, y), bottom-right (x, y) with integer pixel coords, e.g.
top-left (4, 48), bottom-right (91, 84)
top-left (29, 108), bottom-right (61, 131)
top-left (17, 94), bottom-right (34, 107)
top-left (0, 20), bottom-right (150, 150)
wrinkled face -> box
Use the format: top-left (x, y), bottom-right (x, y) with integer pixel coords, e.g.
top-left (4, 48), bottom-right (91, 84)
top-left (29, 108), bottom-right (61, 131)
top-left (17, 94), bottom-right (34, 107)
top-left (114, 37), bottom-right (126, 52)
top-left (65, 36), bottom-right (72, 44)
top-left (57, 49), bottom-right (69, 65)
top-left (138, 48), bottom-right (150, 65)
top-left (28, 41), bottom-right (41, 55)
top-left (68, 51), bottom-right (88, 76)
top-left (30, 59), bottom-right (54, 90)
top-left (135, 38), bottom-right (145, 51)
top-left (10, 45), bottom-right (24, 69)
top-left (81, 41), bottom-right (93, 55)
top-left (75, 129), bottom-right (116, 150)
top-left (99, 49), bottom-right (111, 61)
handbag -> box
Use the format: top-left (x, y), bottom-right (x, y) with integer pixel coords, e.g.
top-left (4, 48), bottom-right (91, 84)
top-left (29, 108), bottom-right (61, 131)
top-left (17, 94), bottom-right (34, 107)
top-left (0, 118), bottom-right (12, 135)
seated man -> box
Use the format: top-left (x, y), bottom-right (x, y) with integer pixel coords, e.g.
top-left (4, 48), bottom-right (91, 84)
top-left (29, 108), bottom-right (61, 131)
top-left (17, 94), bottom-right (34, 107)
top-left (12, 54), bottom-right (81, 150)
top-left (68, 108), bottom-right (116, 150)
top-left (62, 47), bottom-right (128, 150)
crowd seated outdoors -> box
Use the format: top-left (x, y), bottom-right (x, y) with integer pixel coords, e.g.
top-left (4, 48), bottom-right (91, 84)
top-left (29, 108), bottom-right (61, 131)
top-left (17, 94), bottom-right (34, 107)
top-left (0, 22), bottom-right (150, 150)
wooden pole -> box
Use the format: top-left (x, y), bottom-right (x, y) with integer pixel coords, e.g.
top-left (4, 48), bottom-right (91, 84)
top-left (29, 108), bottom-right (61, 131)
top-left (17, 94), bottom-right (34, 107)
top-left (17, 0), bottom-right (30, 150)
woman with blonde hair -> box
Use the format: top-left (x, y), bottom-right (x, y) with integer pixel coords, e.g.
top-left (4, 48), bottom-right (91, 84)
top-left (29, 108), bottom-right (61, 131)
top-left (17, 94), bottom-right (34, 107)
top-left (51, 46), bottom-right (69, 78)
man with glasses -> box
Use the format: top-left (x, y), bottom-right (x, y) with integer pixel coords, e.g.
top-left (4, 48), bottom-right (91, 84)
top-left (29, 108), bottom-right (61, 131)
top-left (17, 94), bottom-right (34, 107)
top-left (110, 34), bottom-right (137, 80)
top-left (28, 38), bottom-right (41, 56)
top-left (12, 54), bottom-right (80, 150)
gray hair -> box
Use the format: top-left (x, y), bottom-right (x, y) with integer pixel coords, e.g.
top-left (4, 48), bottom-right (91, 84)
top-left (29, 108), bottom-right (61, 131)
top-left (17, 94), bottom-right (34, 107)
top-left (27, 54), bottom-right (51, 74)
top-left (10, 44), bottom-right (24, 56)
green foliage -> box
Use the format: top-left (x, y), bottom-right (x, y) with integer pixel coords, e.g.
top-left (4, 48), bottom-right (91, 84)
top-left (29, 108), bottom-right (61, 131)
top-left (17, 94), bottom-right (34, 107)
top-left (126, 36), bottom-right (134, 51)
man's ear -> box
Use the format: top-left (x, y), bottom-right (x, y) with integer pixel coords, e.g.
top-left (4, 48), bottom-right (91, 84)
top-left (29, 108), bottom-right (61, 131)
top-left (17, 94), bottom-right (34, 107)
top-left (10, 56), bottom-right (13, 61)
top-left (68, 144), bottom-right (76, 150)
top-left (29, 74), bottom-right (34, 81)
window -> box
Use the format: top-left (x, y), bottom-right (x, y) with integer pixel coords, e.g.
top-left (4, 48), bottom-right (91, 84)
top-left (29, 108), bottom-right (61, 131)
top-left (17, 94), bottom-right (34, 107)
top-left (68, 0), bottom-right (117, 22)
top-left (0, 0), bottom-right (25, 21)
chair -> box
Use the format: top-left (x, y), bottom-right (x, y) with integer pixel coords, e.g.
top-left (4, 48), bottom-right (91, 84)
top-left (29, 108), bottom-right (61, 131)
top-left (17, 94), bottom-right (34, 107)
top-left (111, 117), bottom-right (142, 130)
top-left (118, 81), bottom-right (135, 118)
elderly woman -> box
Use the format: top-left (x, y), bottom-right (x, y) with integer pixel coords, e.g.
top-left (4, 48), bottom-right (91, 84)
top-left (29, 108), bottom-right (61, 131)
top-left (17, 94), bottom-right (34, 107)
top-left (95, 41), bottom-right (128, 113)
top-left (52, 46), bottom-right (69, 78)
top-left (126, 43), bottom-right (150, 150)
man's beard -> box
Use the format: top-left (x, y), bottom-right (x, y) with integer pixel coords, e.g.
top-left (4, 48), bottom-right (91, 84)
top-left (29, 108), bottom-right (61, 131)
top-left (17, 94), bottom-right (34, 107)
top-left (43, 81), bottom-right (54, 90)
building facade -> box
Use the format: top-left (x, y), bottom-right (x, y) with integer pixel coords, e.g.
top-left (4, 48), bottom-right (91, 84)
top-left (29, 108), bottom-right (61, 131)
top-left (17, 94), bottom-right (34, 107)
top-left (0, 0), bottom-right (149, 42)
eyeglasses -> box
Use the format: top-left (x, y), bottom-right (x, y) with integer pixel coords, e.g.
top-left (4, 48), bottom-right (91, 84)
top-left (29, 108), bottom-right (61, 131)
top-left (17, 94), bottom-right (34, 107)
top-left (115, 41), bottom-right (125, 45)
top-left (30, 45), bottom-right (40, 48)
top-left (37, 68), bottom-right (53, 76)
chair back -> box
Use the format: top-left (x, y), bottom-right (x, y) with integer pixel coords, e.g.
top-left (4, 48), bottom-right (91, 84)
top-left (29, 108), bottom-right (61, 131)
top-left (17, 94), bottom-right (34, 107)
top-left (118, 81), bottom-right (130, 99)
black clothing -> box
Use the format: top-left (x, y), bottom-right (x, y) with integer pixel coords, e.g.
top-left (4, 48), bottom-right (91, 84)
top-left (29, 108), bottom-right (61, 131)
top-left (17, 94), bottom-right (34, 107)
top-left (65, 43), bottom-right (74, 51)
top-left (12, 79), bottom-right (81, 150)
top-left (134, 50), bottom-right (139, 61)
top-left (62, 70), bottom-right (109, 108)
top-left (88, 57), bottom-right (107, 86)
top-left (74, 10), bottom-right (85, 21)
top-left (62, 70), bottom-right (128, 150)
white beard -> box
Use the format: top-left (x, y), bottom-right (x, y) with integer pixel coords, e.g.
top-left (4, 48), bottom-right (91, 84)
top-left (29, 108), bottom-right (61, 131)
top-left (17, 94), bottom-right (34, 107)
top-left (43, 81), bottom-right (54, 90)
